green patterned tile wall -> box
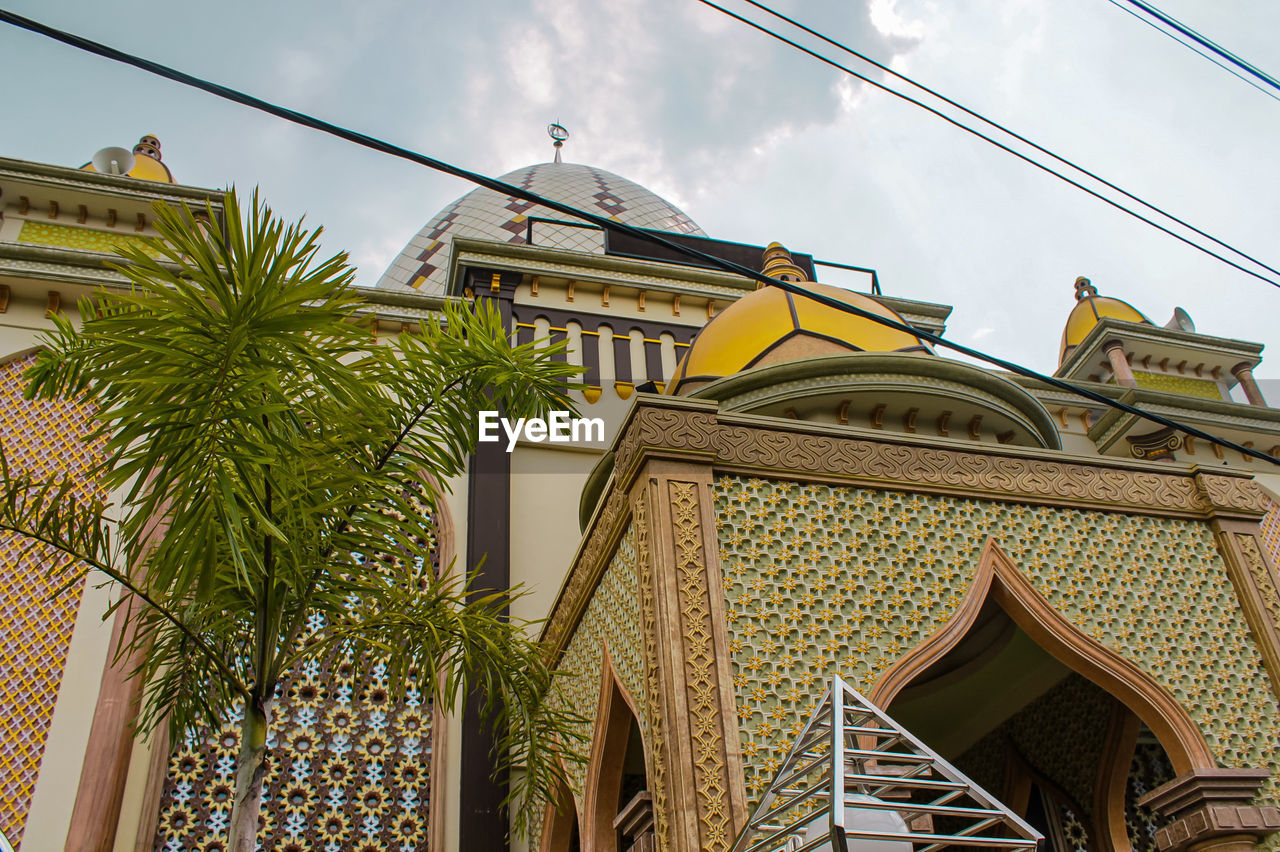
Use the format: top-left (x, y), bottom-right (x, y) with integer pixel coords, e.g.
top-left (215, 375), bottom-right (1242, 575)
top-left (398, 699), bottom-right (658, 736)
top-left (712, 476), bottom-right (1280, 814)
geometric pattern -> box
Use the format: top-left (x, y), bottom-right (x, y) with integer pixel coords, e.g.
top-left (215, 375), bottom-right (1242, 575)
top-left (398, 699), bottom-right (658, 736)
top-left (151, 649), bottom-right (432, 852)
top-left (153, 520), bottom-right (439, 851)
top-left (713, 476), bottom-right (1280, 810)
top-left (17, 220), bottom-right (160, 257)
top-left (0, 352), bottom-right (106, 848)
top-left (953, 678), bottom-right (1177, 851)
top-left (998, 673), bottom-right (1113, 829)
top-left (376, 162), bottom-right (705, 294)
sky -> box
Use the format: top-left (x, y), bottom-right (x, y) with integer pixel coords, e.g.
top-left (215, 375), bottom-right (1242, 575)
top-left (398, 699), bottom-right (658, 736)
top-left (2, 0), bottom-right (1278, 385)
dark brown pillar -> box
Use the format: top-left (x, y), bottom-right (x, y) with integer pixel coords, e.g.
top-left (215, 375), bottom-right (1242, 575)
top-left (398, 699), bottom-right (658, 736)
top-left (459, 268), bottom-right (519, 851)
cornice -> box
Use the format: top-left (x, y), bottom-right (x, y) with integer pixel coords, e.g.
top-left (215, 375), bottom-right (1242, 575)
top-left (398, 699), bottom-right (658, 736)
top-left (449, 238), bottom-right (757, 298)
top-left (1058, 316), bottom-right (1263, 378)
top-left (691, 352), bottom-right (1061, 449)
top-left (543, 395), bottom-right (1269, 657)
top-left (0, 244), bottom-right (453, 326)
top-left (0, 156), bottom-right (224, 207)
top-left (449, 238), bottom-right (955, 336)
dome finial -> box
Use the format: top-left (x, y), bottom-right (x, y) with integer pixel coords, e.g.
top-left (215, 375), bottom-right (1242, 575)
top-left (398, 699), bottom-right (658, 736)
top-left (760, 241), bottom-right (808, 288)
top-left (548, 122), bottom-right (569, 164)
top-left (1074, 276), bottom-right (1098, 301)
top-left (133, 134), bottom-right (163, 162)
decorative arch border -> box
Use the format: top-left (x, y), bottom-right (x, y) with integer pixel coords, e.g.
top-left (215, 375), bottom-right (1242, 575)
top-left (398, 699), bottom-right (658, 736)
top-left (580, 642), bottom-right (648, 852)
top-left (1094, 700), bottom-right (1142, 852)
top-left (539, 773), bottom-right (582, 852)
top-left (867, 537), bottom-right (1215, 775)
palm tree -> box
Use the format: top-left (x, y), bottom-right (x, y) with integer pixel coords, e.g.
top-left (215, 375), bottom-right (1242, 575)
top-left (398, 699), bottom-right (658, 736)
top-left (0, 190), bottom-right (583, 851)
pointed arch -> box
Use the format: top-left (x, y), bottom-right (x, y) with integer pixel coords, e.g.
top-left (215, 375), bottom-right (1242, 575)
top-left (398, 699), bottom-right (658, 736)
top-left (581, 644), bottom-right (648, 852)
top-left (869, 537), bottom-right (1214, 774)
top-left (540, 773), bottom-right (582, 852)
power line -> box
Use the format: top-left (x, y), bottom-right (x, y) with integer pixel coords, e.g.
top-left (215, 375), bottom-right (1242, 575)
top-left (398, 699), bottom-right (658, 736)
top-left (692, 0), bottom-right (1280, 290)
top-left (1122, 0), bottom-right (1280, 96)
top-left (0, 8), bottom-right (1275, 468)
top-left (735, 0), bottom-right (1280, 276)
top-left (1104, 0), bottom-right (1280, 104)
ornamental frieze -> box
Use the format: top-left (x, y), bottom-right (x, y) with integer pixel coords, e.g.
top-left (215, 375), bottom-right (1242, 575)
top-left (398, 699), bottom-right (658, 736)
top-left (610, 400), bottom-right (1264, 520)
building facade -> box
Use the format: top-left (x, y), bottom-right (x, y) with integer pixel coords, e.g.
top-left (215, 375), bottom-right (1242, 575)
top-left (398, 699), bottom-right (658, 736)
top-left (0, 139), bottom-right (1278, 852)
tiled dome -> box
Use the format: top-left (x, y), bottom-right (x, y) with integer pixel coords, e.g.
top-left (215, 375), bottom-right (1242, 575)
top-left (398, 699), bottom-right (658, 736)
top-left (377, 162), bottom-right (705, 293)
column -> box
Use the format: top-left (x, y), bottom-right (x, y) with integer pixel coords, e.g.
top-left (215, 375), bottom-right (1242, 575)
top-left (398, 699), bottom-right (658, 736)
top-left (458, 268), bottom-right (520, 852)
top-left (1232, 362), bottom-right (1268, 407)
top-left (1104, 339), bottom-right (1137, 388)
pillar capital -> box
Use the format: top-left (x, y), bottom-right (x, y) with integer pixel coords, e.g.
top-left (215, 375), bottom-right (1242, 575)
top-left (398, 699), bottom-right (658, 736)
top-left (1138, 768), bottom-right (1280, 852)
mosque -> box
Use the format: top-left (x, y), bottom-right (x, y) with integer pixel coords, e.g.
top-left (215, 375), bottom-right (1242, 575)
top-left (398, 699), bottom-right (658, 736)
top-left (0, 132), bottom-right (1279, 852)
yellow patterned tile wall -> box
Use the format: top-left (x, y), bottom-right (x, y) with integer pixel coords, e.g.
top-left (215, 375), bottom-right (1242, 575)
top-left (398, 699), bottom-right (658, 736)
top-left (712, 476), bottom-right (1280, 813)
top-left (0, 353), bottom-right (106, 847)
top-left (542, 523), bottom-right (645, 822)
top-left (1132, 369), bottom-right (1223, 400)
top-left (17, 220), bottom-right (160, 257)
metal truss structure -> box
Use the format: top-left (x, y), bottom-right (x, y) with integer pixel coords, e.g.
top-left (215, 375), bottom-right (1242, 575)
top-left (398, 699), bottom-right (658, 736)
top-left (730, 675), bottom-right (1044, 852)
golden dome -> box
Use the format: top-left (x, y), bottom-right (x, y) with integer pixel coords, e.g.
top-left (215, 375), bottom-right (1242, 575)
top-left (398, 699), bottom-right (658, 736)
top-left (81, 135), bottom-right (175, 184)
top-left (1059, 277), bottom-right (1150, 364)
top-left (668, 244), bottom-right (931, 395)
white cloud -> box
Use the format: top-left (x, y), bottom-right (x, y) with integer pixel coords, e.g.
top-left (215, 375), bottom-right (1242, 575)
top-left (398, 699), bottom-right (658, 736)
top-left (3, 0), bottom-right (1275, 380)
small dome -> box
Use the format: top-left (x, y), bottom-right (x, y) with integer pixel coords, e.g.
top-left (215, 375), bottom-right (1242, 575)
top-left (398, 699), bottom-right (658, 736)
top-left (1060, 277), bottom-right (1151, 364)
top-left (81, 135), bottom-right (175, 183)
top-left (668, 245), bottom-right (931, 395)
top-left (377, 161), bottom-right (704, 294)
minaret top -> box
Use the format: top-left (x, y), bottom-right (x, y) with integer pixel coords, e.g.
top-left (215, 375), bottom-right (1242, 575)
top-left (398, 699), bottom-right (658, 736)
top-left (548, 122), bottom-right (569, 164)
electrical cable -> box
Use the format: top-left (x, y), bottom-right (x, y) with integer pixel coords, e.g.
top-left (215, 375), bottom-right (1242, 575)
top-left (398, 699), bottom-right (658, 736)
top-left (1122, 0), bottom-right (1280, 96)
top-left (1104, 0), bottom-right (1280, 104)
top-left (734, 0), bottom-right (1280, 276)
top-left (0, 7), bottom-right (1275, 467)
top-left (691, 0), bottom-right (1280, 291)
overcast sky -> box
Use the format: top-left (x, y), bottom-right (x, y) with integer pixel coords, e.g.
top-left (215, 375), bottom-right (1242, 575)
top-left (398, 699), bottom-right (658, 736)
top-left (2, 0), bottom-right (1277, 385)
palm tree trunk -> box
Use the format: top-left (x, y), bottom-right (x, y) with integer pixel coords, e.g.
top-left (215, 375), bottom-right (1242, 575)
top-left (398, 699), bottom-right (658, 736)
top-left (228, 697), bottom-right (271, 852)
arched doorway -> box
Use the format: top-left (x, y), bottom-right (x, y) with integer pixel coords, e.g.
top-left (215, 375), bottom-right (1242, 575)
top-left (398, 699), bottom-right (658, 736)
top-left (583, 660), bottom-right (652, 852)
top-left (872, 542), bottom-right (1189, 851)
